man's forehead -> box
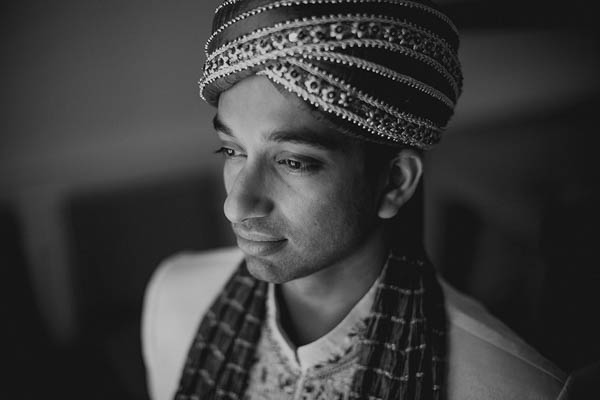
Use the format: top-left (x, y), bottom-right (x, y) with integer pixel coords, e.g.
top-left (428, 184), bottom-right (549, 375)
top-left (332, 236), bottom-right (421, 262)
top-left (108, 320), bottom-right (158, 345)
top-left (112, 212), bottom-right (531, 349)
top-left (214, 76), bottom-right (354, 151)
top-left (213, 112), bottom-right (352, 152)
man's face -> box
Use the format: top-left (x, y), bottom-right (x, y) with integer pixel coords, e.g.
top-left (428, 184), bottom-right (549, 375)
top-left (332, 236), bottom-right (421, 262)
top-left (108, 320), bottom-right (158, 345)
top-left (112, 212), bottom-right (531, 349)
top-left (215, 75), bottom-right (383, 283)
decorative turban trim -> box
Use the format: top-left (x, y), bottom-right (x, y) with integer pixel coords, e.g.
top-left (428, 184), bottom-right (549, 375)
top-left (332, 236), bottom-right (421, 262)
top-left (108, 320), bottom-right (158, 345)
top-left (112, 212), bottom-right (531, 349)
top-left (199, 0), bottom-right (463, 149)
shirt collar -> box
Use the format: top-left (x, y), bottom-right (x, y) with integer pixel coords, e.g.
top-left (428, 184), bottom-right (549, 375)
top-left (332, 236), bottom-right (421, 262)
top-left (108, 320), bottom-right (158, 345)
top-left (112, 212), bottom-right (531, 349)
top-left (265, 267), bottom-right (383, 372)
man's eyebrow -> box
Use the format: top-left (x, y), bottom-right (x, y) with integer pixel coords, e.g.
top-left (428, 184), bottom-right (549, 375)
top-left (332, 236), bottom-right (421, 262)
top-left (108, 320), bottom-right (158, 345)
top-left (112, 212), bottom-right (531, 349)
top-left (213, 114), bottom-right (345, 151)
top-left (268, 129), bottom-right (343, 151)
top-left (213, 114), bottom-right (235, 137)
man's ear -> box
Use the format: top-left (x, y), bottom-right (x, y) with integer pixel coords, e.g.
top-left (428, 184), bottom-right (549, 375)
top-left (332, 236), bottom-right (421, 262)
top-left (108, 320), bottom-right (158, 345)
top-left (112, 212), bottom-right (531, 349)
top-left (377, 149), bottom-right (423, 219)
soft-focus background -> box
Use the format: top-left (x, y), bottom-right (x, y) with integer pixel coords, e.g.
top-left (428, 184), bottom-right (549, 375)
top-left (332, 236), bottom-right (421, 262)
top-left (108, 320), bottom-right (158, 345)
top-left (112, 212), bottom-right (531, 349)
top-left (1, 0), bottom-right (598, 398)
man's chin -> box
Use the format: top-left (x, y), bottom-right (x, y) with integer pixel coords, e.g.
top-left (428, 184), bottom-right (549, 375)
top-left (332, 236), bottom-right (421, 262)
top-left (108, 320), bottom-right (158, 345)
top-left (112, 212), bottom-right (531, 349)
top-left (243, 255), bottom-right (294, 284)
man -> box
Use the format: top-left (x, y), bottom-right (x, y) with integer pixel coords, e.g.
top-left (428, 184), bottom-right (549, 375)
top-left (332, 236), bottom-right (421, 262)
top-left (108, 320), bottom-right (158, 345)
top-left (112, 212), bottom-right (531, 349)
top-left (142, 1), bottom-right (566, 398)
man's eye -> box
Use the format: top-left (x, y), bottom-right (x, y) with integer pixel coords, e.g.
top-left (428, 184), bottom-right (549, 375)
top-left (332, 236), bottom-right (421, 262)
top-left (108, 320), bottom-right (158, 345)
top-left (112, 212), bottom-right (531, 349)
top-left (284, 159), bottom-right (303, 170)
top-left (214, 147), bottom-right (242, 158)
top-left (277, 158), bottom-right (319, 173)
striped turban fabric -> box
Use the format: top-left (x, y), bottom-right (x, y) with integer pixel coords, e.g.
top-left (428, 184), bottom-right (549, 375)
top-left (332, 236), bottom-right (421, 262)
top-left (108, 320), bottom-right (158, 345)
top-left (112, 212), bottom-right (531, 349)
top-left (199, 0), bottom-right (463, 149)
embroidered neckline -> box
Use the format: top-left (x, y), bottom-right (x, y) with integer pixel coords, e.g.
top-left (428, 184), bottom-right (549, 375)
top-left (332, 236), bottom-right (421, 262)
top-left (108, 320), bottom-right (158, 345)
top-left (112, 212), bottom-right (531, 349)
top-left (264, 265), bottom-right (383, 373)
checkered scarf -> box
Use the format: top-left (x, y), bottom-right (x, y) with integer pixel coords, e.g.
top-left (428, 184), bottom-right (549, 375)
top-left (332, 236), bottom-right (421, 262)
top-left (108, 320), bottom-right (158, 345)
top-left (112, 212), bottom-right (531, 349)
top-left (174, 252), bottom-right (447, 399)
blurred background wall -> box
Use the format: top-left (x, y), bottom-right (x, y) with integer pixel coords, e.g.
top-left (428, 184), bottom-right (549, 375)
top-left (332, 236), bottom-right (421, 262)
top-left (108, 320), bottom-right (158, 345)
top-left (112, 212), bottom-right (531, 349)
top-left (1, 0), bottom-right (598, 398)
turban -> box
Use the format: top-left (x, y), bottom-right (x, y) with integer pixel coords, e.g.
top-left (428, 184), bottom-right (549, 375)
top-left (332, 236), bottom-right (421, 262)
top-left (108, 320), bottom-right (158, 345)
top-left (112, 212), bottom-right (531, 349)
top-left (199, 0), bottom-right (463, 149)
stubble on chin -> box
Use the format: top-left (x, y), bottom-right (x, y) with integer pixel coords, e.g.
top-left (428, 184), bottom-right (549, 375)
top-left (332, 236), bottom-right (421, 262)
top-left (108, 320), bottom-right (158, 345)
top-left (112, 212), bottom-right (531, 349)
top-left (244, 255), bottom-right (290, 284)
top-left (243, 249), bottom-right (325, 284)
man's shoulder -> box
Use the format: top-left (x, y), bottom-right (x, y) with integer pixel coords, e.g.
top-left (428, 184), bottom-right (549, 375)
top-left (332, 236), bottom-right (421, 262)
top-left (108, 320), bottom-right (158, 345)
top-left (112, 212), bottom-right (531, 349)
top-left (151, 246), bottom-right (242, 298)
top-left (142, 246), bottom-right (242, 400)
top-left (145, 246), bottom-right (242, 327)
top-left (442, 279), bottom-right (566, 399)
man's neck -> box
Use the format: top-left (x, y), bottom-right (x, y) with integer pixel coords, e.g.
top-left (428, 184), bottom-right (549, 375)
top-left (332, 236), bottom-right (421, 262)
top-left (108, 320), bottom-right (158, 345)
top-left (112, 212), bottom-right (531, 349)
top-left (277, 229), bottom-right (387, 347)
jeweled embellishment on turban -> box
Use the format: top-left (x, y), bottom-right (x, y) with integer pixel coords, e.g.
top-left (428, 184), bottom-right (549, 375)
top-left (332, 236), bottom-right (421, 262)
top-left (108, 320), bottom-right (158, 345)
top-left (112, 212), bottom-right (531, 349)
top-left (203, 16), bottom-right (460, 97)
top-left (258, 59), bottom-right (441, 146)
top-left (199, 0), bottom-right (463, 149)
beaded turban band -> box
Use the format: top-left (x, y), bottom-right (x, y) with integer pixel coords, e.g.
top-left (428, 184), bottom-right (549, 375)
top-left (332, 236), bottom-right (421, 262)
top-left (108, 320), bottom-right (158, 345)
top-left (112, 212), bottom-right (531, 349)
top-left (200, 0), bottom-right (463, 149)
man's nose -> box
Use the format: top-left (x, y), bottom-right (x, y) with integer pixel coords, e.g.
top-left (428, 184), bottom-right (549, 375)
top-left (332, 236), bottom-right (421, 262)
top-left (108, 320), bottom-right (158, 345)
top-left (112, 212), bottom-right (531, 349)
top-left (223, 161), bottom-right (274, 223)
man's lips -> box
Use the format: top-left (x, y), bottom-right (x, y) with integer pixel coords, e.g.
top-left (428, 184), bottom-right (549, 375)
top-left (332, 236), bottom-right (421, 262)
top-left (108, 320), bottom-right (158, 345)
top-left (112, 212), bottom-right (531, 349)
top-left (234, 230), bottom-right (284, 242)
top-left (233, 228), bottom-right (287, 256)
